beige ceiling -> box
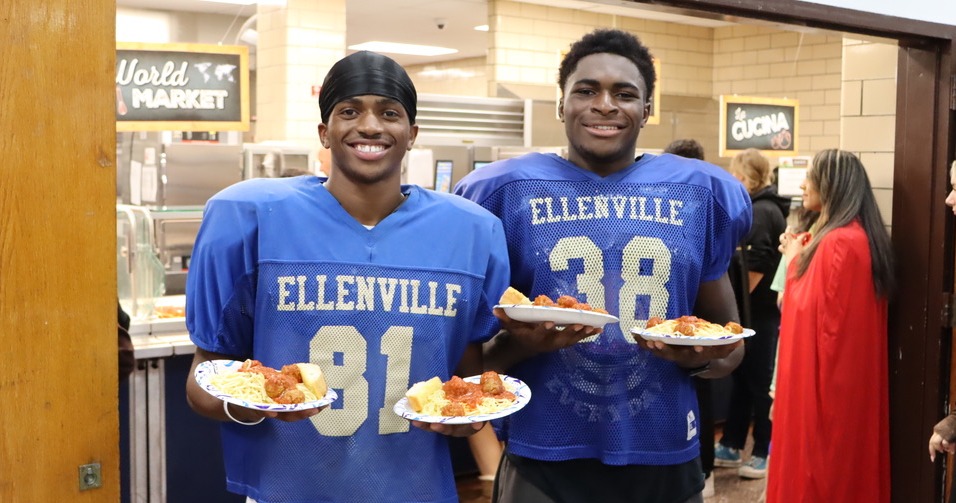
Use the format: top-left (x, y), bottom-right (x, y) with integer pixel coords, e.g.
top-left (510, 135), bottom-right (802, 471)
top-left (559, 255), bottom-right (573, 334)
top-left (114, 0), bottom-right (745, 66)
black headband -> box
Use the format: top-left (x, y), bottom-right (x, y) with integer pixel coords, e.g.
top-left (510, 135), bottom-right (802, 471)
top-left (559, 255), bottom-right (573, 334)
top-left (318, 51), bottom-right (417, 124)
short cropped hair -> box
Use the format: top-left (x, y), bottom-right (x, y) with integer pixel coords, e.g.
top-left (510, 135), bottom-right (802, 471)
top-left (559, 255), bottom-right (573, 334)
top-left (558, 29), bottom-right (656, 100)
top-left (664, 139), bottom-right (705, 161)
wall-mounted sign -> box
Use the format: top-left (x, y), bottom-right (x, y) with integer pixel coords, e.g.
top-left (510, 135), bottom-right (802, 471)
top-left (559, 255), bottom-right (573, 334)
top-left (719, 95), bottom-right (798, 157)
top-left (116, 42), bottom-right (249, 132)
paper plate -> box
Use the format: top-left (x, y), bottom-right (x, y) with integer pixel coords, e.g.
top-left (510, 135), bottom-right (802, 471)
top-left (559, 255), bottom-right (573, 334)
top-left (495, 304), bottom-right (619, 328)
top-left (393, 374), bottom-right (531, 424)
top-left (631, 327), bottom-right (756, 347)
top-left (195, 359), bottom-right (338, 412)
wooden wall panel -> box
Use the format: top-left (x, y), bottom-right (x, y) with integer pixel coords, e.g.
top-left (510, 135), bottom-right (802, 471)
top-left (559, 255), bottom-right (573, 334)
top-left (0, 1), bottom-right (117, 501)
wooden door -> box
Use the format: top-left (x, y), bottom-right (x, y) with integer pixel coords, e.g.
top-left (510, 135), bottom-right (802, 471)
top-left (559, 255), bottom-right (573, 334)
top-left (890, 42), bottom-right (954, 503)
top-left (0, 1), bottom-right (117, 501)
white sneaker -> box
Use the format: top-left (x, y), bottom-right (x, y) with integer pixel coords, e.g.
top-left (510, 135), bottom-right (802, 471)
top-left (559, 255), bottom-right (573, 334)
top-left (738, 456), bottom-right (768, 479)
top-left (714, 443), bottom-right (742, 467)
top-left (702, 472), bottom-right (715, 498)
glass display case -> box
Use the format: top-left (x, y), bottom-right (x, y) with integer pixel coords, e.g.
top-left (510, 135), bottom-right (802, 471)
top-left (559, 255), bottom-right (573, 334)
top-left (150, 206), bottom-right (204, 296)
top-left (117, 204), bottom-right (166, 321)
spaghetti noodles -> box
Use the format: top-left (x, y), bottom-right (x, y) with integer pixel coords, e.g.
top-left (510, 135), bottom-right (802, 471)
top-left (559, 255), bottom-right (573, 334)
top-left (412, 372), bottom-right (517, 417)
top-left (644, 315), bottom-right (744, 337)
top-left (210, 364), bottom-right (320, 405)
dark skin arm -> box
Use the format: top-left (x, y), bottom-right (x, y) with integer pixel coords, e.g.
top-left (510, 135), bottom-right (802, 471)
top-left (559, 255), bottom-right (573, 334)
top-left (185, 348), bottom-right (324, 424)
top-left (483, 274), bottom-right (743, 377)
top-left (483, 312), bottom-right (601, 373)
top-left (410, 343), bottom-right (488, 437)
top-left (633, 273), bottom-right (744, 378)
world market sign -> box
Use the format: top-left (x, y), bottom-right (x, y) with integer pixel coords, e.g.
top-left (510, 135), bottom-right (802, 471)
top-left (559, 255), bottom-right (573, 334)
top-left (718, 95), bottom-right (799, 157)
top-left (115, 42), bottom-right (249, 132)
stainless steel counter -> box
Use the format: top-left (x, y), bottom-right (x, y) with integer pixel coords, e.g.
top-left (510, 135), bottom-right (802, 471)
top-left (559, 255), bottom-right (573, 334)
top-left (131, 318), bottom-right (196, 359)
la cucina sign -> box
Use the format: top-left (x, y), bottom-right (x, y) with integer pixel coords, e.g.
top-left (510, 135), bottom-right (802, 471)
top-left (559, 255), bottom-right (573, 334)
top-left (719, 95), bottom-right (799, 157)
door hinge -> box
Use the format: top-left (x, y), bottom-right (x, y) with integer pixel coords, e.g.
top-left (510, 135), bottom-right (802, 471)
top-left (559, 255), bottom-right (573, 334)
top-left (943, 293), bottom-right (956, 327)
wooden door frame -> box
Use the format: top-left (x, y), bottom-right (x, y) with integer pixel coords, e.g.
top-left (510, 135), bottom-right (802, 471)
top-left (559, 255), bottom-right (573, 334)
top-left (627, 0), bottom-right (956, 500)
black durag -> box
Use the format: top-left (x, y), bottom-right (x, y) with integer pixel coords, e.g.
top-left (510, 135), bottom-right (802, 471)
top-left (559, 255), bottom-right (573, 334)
top-left (318, 51), bottom-right (417, 124)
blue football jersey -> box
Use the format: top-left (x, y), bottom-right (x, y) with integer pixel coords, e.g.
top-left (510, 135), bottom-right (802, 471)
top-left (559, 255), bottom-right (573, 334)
top-left (455, 152), bottom-right (751, 466)
top-left (186, 176), bottom-right (511, 503)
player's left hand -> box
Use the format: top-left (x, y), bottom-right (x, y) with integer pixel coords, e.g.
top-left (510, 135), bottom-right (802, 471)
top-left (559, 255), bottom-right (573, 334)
top-left (410, 420), bottom-right (487, 437)
top-left (634, 337), bottom-right (743, 369)
top-left (272, 406), bottom-right (326, 422)
top-left (493, 307), bottom-right (599, 354)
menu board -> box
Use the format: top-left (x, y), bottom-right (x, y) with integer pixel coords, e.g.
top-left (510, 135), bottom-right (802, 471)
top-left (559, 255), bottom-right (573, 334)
top-left (719, 95), bottom-right (799, 157)
top-left (116, 42), bottom-right (249, 132)
top-left (776, 156), bottom-right (812, 197)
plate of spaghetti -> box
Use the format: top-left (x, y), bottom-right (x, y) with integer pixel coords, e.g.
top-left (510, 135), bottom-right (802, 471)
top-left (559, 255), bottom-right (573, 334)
top-left (494, 287), bottom-right (618, 328)
top-left (631, 315), bottom-right (755, 346)
top-left (195, 359), bottom-right (338, 412)
top-left (393, 372), bottom-right (531, 424)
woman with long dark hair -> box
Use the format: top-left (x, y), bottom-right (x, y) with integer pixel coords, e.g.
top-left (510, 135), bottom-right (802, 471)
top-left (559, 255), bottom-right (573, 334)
top-left (766, 149), bottom-right (894, 503)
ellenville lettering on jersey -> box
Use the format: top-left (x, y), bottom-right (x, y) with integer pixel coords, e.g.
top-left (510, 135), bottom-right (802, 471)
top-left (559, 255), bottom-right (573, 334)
top-left (276, 275), bottom-right (463, 316)
top-left (529, 195), bottom-right (685, 226)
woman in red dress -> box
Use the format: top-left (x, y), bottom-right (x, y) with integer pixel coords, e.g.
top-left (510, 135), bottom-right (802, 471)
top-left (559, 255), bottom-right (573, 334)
top-left (767, 149), bottom-right (894, 503)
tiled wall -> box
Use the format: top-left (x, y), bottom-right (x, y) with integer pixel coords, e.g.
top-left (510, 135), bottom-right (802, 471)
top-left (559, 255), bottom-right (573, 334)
top-left (255, 0), bottom-right (345, 147)
top-left (486, 1), bottom-right (715, 102)
top-left (444, 0), bottom-right (851, 167)
top-left (405, 10), bottom-right (897, 224)
top-left (244, 0), bottom-right (897, 201)
top-left (712, 26), bottom-right (844, 158)
top-left (841, 38), bottom-right (898, 227)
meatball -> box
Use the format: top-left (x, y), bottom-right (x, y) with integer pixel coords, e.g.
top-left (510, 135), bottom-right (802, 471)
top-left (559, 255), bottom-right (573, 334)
top-left (263, 372), bottom-right (298, 399)
top-left (274, 388), bottom-right (305, 404)
top-left (724, 321), bottom-right (744, 334)
top-left (480, 371), bottom-right (505, 395)
top-left (441, 402), bottom-right (467, 416)
top-left (675, 322), bottom-right (696, 336)
top-left (556, 295), bottom-right (579, 308)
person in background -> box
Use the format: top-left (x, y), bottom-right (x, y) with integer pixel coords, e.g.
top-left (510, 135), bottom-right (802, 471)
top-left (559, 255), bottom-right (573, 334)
top-left (663, 137), bottom-right (715, 498)
top-left (184, 50), bottom-right (511, 503)
top-left (928, 160), bottom-right (956, 503)
top-left (767, 149), bottom-right (894, 503)
top-left (456, 29), bottom-right (752, 503)
top-left (278, 167), bottom-right (311, 177)
top-left (118, 300), bottom-right (135, 381)
top-left (715, 149), bottom-right (788, 479)
top-left (462, 426), bottom-right (504, 503)
top-left (767, 206), bottom-right (819, 401)
top-left (663, 139), bottom-right (705, 161)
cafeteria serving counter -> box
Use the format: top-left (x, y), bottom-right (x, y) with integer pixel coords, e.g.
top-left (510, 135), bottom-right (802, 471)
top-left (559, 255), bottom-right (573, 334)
top-left (124, 317), bottom-right (242, 503)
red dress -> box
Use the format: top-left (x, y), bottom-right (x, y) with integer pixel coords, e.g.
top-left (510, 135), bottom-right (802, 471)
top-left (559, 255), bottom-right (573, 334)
top-left (767, 220), bottom-right (890, 503)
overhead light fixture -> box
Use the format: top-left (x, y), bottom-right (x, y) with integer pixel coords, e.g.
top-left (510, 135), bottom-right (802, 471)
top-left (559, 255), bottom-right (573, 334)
top-left (418, 68), bottom-right (476, 78)
top-left (474, 25), bottom-right (489, 31)
top-left (200, 0), bottom-right (286, 6)
top-left (348, 41), bottom-right (458, 57)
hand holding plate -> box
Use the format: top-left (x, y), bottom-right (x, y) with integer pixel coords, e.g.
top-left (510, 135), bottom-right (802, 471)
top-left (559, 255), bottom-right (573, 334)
top-left (411, 420), bottom-right (487, 437)
top-left (494, 307), bottom-right (599, 353)
top-left (635, 336), bottom-right (743, 368)
top-left (271, 406), bottom-right (327, 422)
